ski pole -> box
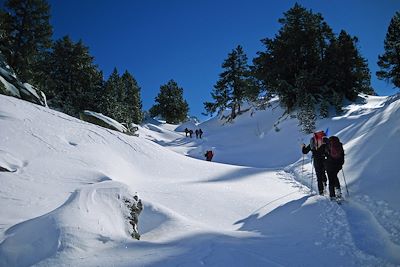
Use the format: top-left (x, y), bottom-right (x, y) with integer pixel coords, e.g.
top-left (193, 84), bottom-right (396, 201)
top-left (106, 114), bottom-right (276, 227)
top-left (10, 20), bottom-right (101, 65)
top-left (310, 157), bottom-right (314, 194)
top-left (341, 168), bottom-right (349, 197)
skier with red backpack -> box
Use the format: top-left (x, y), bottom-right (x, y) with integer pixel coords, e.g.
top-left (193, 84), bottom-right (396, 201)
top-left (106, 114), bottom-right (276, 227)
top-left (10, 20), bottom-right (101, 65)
top-left (302, 131), bottom-right (328, 195)
top-left (204, 150), bottom-right (214, 161)
top-left (323, 136), bottom-right (345, 200)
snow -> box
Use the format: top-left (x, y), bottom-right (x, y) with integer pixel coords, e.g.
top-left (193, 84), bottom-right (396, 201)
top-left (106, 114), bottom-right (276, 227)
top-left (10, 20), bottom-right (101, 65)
top-left (82, 110), bottom-right (128, 133)
top-left (0, 93), bottom-right (400, 266)
top-left (0, 75), bottom-right (20, 97)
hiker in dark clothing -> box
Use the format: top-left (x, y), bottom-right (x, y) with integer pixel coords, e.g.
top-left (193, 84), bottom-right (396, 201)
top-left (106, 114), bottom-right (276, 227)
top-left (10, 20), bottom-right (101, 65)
top-left (302, 131), bottom-right (328, 195)
top-left (189, 130), bottom-right (193, 138)
top-left (198, 129), bottom-right (203, 139)
top-left (184, 128), bottom-right (189, 137)
top-left (323, 136), bottom-right (344, 199)
top-left (195, 129), bottom-right (199, 139)
top-left (204, 150), bottom-right (214, 161)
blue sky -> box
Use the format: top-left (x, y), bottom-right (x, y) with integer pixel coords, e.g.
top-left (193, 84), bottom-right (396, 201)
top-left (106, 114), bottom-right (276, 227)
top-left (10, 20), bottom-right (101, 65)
top-left (47, 0), bottom-right (399, 121)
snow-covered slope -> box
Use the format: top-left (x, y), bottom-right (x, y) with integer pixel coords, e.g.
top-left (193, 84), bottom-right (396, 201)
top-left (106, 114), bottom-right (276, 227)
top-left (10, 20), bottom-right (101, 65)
top-left (1, 93), bottom-right (400, 266)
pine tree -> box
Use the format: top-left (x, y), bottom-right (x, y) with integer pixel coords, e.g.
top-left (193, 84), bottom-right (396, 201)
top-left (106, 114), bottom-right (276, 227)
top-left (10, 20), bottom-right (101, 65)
top-left (377, 11), bottom-right (400, 88)
top-left (204, 45), bottom-right (259, 120)
top-left (297, 93), bottom-right (316, 134)
top-left (150, 80), bottom-right (189, 124)
top-left (45, 36), bottom-right (103, 117)
top-left (253, 3), bottom-right (334, 113)
top-left (0, 0), bottom-right (52, 83)
top-left (319, 98), bottom-right (329, 118)
top-left (324, 30), bottom-right (373, 102)
top-left (100, 68), bottom-right (121, 119)
top-left (253, 3), bottom-right (373, 127)
top-left (121, 70), bottom-right (143, 124)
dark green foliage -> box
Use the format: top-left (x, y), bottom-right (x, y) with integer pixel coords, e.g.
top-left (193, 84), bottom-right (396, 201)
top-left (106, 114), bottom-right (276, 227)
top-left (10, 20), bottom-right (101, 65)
top-left (121, 71), bottom-right (143, 124)
top-left (297, 93), bottom-right (316, 134)
top-left (99, 68), bottom-right (143, 125)
top-left (377, 11), bottom-right (400, 88)
top-left (319, 98), bottom-right (329, 118)
top-left (150, 79), bottom-right (189, 124)
top-left (43, 36), bottom-right (103, 117)
top-left (253, 3), bottom-right (373, 132)
top-left (324, 31), bottom-right (373, 102)
top-left (253, 3), bottom-right (335, 113)
top-left (204, 45), bottom-right (260, 120)
top-left (0, 0), bottom-right (52, 83)
top-left (99, 68), bottom-right (121, 119)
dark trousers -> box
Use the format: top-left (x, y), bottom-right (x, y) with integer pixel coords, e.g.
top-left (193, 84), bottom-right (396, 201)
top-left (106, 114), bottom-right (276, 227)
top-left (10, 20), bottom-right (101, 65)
top-left (326, 168), bottom-right (341, 197)
top-left (314, 159), bottom-right (327, 194)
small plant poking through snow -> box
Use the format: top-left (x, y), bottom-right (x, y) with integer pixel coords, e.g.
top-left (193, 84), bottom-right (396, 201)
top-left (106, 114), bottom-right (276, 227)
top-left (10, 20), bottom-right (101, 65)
top-left (124, 194), bottom-right (143, 240)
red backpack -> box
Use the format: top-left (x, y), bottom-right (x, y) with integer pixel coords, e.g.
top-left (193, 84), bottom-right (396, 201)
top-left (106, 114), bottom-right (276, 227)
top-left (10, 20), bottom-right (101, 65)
top-left (329, 136), bottom-right (344, 161)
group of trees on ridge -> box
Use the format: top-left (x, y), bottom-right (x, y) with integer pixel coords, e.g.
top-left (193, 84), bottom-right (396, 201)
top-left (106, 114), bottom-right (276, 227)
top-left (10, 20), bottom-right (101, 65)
top-left (205, 4), bottom-right (399, 132)
top-left (0, 0), bottom-right (191, 125)
top-left (1, 1), bottom-right (399, 131)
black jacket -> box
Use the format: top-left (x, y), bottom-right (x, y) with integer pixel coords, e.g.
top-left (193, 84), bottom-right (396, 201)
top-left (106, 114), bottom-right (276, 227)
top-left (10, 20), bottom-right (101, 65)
top-left (302, 143), bottom-right (326, 162)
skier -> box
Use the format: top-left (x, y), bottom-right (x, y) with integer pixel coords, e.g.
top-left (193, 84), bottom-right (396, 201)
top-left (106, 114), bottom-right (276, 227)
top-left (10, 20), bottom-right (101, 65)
top-left (204, 150), bottom-right (214, 161)
top-left (324, 136), bottom-right (345, 200)
top-left (302, 131), bottom-right (328, 195)
top-left (199, 128), bottom-right (203, 139)
top-left (195, 129), bottom-right (199, 138)
top-left (184, 128), bottom-right (189, 137)
top-left (189, 130), bottom-right (193, 138)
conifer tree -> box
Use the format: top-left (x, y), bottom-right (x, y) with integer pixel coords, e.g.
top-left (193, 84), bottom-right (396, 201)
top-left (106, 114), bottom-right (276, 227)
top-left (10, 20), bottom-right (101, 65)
top-left (324, 30), bottom-right (373, 102)
top-left (253, 3), bottom-right (334, 113)
top-left (0, 0), bottom-right (52, 83)
top-left (204, 45), bottom-right (259, 120)
top-left (377, 11), bottom-right (400, 88)
top-left (45, 36), bottom-right (103, 116)
top-left (100, 68), bottom-right (122, 119)
top-left (252, 3), bottom-right (373, 132)
top-left (121, 70), bottom-right (143, 124)
top-left (297, 93), bottom-right (316, 134)
top-left (150, 80), bottom-right (189, 124)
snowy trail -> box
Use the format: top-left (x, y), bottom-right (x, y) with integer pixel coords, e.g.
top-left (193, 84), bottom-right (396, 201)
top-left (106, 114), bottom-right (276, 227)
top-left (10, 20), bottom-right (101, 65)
top-left (1, 94), bottom-right (400, 266)
top-left (341, 201), bottom-right (400, 265)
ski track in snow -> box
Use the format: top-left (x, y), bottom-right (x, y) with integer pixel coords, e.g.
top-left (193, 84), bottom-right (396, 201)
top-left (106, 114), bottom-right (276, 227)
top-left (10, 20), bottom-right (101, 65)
top-left (1, 94), bottom-right (400, 266)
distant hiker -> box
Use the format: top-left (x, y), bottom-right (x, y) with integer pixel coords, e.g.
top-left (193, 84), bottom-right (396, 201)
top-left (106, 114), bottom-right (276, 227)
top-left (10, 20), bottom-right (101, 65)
top-left (195, 129), bottom-right (199, 139)
top-left (302, 130), bottom-right (328, 195)
top-left (189, 129), bottom-right (193, 138)
top-left (324, 136), bottom-right (345, 200)
top-left (199, 128), bottom-right (203, 139)
top-left (184, 128), bottom-right (189, 137)
top-left (205, 150), bottom-right (214, 161)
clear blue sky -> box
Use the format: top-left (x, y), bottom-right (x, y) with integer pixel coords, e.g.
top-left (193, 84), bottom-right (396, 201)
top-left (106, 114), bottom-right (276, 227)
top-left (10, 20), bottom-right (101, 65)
top-left (46, 0), bottom-right (399, 121)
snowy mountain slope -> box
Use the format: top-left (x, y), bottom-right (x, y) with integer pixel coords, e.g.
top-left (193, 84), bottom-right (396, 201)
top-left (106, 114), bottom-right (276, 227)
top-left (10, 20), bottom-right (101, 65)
top-left (1, 93), bottom-right (400, 266)
top-left (141, 93), bottom-right (400, 266)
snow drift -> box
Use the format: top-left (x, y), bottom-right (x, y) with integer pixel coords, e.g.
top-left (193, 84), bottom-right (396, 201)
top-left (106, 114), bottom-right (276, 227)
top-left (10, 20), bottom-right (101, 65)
top-left (1, 93), bottom-right (400, 266)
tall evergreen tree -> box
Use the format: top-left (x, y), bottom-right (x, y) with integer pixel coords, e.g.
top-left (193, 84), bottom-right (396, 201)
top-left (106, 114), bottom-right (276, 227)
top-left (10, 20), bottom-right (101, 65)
top-left (45, 36), bottom-right (103, 116)
top-left (324, 30), bottom-right (373, 102)
top-left (253, 3), bottom-right (373, 132)
top-left (297, 93), bottom-right (316, 134)
top-left (121, 71), bottom-right (143, 124)
top-left (0, 0), bottom-right (52, 83)
top-left (253, 3), bottom-right (334, 113)
top-left (150, 79), bottom-right (189, 124)
top-left (100, 67), bottom-right (122, 119)
top-left (204, 45), bottom-right (259, 120)
top-left (377, 11), bottom-right (400, 88)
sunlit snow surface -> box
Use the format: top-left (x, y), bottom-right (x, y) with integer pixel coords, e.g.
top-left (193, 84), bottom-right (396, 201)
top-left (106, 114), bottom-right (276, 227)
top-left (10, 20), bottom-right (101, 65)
top-left (0, 94), bottom-right (399, 266)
